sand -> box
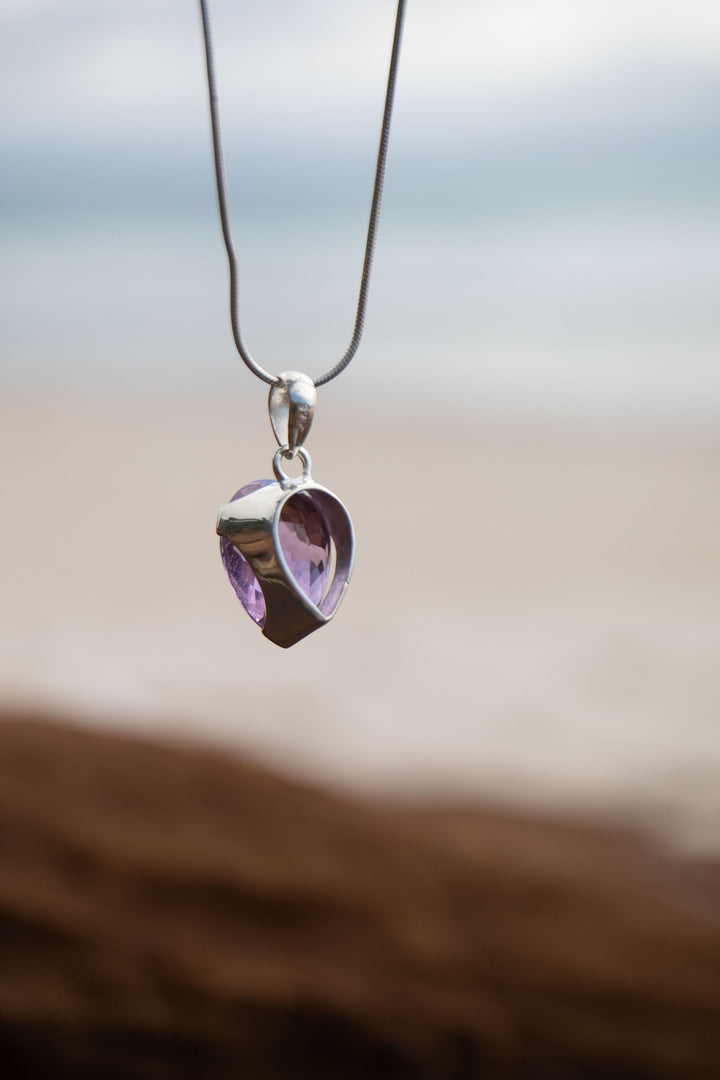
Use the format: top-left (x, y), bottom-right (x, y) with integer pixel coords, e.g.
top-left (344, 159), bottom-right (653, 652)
top-left (1, 397), bottom-right (719, 849)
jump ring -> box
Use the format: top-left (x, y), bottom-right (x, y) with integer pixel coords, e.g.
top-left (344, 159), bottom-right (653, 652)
top-left (273, 446), bottom-right (312, 485)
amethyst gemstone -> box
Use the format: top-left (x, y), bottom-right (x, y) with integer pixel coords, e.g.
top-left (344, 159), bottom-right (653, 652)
top-left (220, 482), bottom-right (336, 628)
top-left (219, 481), bottom-right (272, 627)
top-left (278, 493), bottom-right (332, 607)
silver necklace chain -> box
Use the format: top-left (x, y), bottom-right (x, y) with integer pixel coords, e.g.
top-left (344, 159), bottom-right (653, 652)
top-left (198, 0), bottom-right (407, 388)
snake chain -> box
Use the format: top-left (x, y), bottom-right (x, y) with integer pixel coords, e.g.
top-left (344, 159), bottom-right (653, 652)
top-left (198, 0), bottom-right (407, 387)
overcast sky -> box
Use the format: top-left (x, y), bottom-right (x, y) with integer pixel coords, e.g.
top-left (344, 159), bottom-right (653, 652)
top-left (1, 1), bottom-right (719, 415)
top-left (2, 1), bottom-right (719, 164)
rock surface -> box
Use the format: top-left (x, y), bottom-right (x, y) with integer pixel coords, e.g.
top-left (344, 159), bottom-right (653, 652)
top-left (0, 713), bottom-right (719, 1079)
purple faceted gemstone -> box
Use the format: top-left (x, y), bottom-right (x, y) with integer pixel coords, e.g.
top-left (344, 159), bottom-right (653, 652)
top-left (221, 483), bottom-right (335, 627)
top-left (219, 480), bottom-right (272, 627)
top-left (279, 493), bottom-right (332, 608)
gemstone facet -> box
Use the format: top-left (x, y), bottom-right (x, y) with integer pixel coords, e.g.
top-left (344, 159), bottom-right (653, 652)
top-left (219, 481), bottom-right (272, 626)
top-left (278, 492), bottom-right (332, 607)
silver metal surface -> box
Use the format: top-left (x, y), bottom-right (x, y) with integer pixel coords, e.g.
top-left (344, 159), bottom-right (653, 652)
top-left (198, 0), bottom-right (407, 387)
top-left (268, 372), bottom-right (317, 451)
top-left (273, 445), bottom-right (312, 486)
top-left (217, 470), bottom-right (354, 649)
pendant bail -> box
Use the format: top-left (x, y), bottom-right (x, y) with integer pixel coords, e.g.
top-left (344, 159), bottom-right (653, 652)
top-left (268, 371), bottom-right (317, 452)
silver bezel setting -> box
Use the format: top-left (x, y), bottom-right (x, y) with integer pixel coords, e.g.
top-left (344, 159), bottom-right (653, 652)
top-left (217, 450), bottom-right (354, 648)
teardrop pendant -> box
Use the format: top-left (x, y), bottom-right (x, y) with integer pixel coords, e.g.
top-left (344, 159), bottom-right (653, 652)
top-left (217, 448), bottom-right (354, 648)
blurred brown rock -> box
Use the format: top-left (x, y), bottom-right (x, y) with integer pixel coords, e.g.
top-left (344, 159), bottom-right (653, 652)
top-left (0, 714), bottom-right (718, 1079)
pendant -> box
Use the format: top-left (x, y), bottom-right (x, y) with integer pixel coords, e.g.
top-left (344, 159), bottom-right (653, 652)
top-left (217, 373), bottom-right (354, 648)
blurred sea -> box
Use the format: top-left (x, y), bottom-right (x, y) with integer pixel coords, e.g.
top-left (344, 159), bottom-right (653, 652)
top-left (2, 198), bottom-right (720, 424)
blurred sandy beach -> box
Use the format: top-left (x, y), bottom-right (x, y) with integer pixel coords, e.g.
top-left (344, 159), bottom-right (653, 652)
top-left (2, 0), bottom-right (720, 853)
top-left (1, 397), bottom-right (718, 851)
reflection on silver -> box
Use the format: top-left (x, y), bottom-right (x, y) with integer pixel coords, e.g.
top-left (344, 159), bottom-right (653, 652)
top-left (217, 450), bottom-right (354, 649)
top-left (268, 372), bottom-right (317, 452)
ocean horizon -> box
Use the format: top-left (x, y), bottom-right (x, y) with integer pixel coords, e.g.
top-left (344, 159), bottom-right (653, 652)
top-left (3, 198), bottom-right (720, 425)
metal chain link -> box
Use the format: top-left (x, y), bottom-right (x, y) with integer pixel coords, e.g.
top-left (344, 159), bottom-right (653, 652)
top-left (198, 0), bottom-right (407, 388)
